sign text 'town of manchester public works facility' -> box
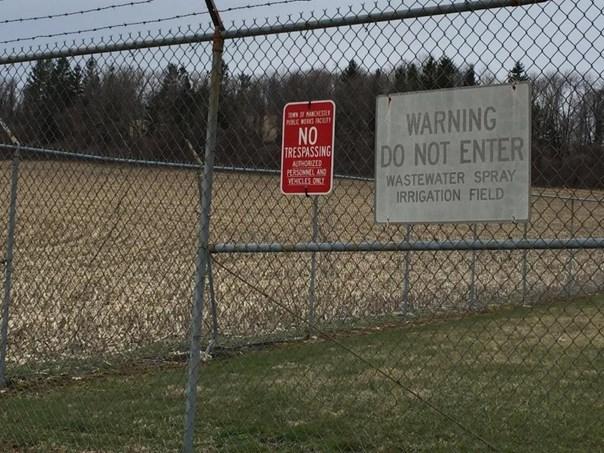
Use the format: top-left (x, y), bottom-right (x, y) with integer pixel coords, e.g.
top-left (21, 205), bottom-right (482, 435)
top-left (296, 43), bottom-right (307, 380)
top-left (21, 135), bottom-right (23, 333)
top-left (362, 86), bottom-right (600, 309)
top-left (375, 83), bottom-right (531, 223)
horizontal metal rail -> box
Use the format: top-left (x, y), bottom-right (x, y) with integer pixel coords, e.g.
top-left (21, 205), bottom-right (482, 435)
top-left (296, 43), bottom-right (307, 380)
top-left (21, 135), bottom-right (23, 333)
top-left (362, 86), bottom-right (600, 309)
top-left (2, 143), bottom-right (603, 203)
top-left (0, 0), bottom-right (550, 65)
top-left (221, 0), bottom-right (550, 40)
top-left (210, 238), bottom-right (604, 254)
top-left (1, 143), bottom-right (200, 169)
top-left (0, 143), bottom-right (374, 181)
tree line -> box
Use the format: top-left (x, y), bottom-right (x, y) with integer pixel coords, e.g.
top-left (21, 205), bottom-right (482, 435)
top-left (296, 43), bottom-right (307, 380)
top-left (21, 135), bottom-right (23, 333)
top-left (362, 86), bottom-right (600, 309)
top-left (0, 55), bottom-right (602, 188)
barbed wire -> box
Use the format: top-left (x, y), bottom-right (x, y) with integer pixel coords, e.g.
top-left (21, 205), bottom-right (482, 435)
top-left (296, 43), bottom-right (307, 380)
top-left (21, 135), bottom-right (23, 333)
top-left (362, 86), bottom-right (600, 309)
top-left (1, 0), bottom-right (157, 25)
top-left (0, 12), bottom-right (205, 46)
top-left (221, 0), bottom-right (311, 13)
top-left (0, 0), bottom-right (311, 46)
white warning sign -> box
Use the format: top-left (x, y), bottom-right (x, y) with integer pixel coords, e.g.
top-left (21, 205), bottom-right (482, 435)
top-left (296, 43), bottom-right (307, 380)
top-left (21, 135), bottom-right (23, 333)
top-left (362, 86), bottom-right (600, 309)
top-left (375, 83), bottom-right (531, 223)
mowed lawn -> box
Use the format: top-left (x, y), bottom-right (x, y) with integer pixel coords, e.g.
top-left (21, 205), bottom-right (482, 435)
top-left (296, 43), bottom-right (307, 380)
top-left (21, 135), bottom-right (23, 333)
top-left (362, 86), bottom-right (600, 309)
top-left (1, 296), bottom-right (602, 452)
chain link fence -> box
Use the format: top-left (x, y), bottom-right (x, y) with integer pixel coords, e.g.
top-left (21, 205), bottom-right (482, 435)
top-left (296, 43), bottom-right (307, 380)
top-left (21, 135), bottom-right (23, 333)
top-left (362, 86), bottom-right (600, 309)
top-left (1, 0), bottom-right (603, 451)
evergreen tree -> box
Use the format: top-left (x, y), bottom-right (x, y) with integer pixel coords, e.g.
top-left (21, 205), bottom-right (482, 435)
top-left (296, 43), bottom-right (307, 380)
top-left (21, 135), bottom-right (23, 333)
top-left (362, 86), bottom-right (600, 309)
top-left (217, 62), bottom-right (230, 129)
top-left (462, 65), bottom-right (477, 86)
top-left (82, 58), bottom-right (101, 104)
top-left (393, 63), bottom-right (422, 92)
top-left (371, 68), bottom-right (385, 95)
top-left (435, 56), bottom-right (458, 88)
top-left (335, 59), bottom-right (373, 174)
top-left (0, 78), bottom-right (17, 133)
top-left (22, 59), bottom-right (54, 143)
top-left (23, 59), bottom-right (53, 110)
top-left (21, 57), bottom-right (82, 144)
top-left (420, 55), bottom-right (438, 89)
top-left (508, 61), bottom-right (529, 82)
top-left (406, 63), bottom-right (420, 91)
top-left (394, 65), bottom-right (407, 92)
top-left (147, 63), bottom-right (184, 133)
top-left (49, 57), bottom-right (81, 110)
top-left (341, 59), bottom-right (361, 82)
top-left (145, 63), bottom-right (202, 159)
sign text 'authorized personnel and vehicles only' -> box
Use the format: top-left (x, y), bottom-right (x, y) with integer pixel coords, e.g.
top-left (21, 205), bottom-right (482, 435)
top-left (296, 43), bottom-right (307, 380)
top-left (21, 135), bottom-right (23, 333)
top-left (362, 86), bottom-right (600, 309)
top-left (375, 83), bottom-right (531, 223)
top-left (281, 100), bottom-right (336, 195)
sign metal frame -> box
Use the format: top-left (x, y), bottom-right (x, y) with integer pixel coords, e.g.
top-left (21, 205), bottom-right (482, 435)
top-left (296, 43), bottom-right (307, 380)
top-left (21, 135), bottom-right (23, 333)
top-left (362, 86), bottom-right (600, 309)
top-left (280, 99), bottom-right (336, 196)
top-left (374, 82), bottom-right (532, 224)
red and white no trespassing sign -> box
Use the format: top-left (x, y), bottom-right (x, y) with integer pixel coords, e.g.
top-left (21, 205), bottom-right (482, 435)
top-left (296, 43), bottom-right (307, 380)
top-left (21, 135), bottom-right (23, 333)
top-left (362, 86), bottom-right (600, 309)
top-left (281, 100), bottom-right (336, 195)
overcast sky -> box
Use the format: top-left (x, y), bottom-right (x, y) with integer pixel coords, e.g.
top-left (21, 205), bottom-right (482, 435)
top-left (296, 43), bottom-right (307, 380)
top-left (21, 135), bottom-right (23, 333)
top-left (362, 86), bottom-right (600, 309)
top-left (0, 0), bottom-right (393, 49)
top-left (0, 0), bottom-right (602, 81)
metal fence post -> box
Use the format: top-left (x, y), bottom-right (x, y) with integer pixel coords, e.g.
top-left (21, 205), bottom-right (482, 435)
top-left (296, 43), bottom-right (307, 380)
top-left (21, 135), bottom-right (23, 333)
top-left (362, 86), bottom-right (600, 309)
top-left (468, 224), bottom-right (477, 309)
top-left (0, 147), bottom-right (20, 388)
top-left (401, 225), bottom-right (412, 314)
top-left (566, 197), bottom-right (576, 296)
top-left (521, 222), bottom-right (529, 304)
top-left (308, 196), bottom-right (319, 335)
top-left (207, 252), bottom-right (218, 348)
top-left (183, 15), bottom-right (224, 452)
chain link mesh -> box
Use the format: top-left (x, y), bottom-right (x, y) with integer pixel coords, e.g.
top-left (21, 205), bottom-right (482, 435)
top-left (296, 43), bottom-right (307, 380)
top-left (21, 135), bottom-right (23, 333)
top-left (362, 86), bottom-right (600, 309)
top-left (1, 0), bottom-right (603, 451)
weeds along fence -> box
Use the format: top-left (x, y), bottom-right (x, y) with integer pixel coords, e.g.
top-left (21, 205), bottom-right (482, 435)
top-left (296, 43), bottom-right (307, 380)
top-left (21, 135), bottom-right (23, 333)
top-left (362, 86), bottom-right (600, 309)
top-left (1, 0), bottom-right (603, 451)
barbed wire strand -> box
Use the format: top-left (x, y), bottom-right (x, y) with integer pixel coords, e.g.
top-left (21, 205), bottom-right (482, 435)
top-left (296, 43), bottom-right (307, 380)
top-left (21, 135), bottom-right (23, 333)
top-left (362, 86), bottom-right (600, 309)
top-left (0, 0), bottom-right (312, 46)
top-left (211, 256), bottom-right (500, 453)
top-left (0, 12), bottom-right (204, 46)
top-left (1, 0), bottom-right (157, 25)
top-left (222, 0), bottom-right (311, 13)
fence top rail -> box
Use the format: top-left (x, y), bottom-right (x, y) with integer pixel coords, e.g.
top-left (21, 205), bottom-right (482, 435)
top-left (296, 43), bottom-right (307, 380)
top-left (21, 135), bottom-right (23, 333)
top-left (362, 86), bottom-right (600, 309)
top-left (0, 0), bottom-right (550, 65)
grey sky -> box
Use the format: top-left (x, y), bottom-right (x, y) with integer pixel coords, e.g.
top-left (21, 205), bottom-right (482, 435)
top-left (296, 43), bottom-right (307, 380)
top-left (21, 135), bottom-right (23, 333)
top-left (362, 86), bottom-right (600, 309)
top-left (0, 0), bottom-right (602, 81)
top-left (0, 0), bottom-right (382, 49)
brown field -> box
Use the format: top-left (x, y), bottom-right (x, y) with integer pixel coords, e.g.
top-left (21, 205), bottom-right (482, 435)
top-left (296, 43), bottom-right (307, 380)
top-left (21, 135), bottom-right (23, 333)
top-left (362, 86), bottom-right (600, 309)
top-left (1, 160), bottom-right (603, 368)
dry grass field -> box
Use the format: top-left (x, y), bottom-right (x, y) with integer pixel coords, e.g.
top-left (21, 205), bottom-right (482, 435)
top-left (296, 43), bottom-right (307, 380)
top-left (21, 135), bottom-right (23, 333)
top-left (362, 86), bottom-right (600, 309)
top-left (0, 159), bottom-right (603, 370)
